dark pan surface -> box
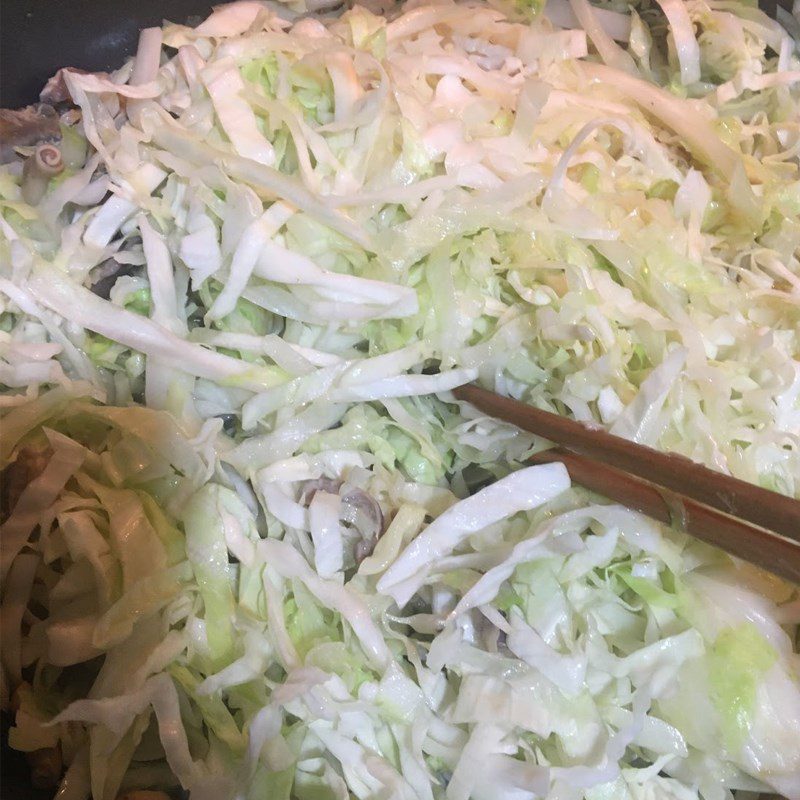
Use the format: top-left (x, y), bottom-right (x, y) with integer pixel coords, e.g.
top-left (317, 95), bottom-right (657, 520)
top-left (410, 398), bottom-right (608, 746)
top-left (1, 0), bottom-right (215, 108)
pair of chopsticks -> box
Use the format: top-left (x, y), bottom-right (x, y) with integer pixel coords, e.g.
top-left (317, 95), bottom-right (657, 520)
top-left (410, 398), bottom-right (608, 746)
top-left (453, 384), bottom-right (800, 584)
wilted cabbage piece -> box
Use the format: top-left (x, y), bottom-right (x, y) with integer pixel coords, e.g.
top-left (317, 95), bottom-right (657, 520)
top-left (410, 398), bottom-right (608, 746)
top-left (2, 383), bottom-right (799, 799)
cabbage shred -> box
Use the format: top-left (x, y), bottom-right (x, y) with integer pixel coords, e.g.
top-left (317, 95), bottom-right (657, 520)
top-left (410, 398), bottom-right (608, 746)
top-left (1, 0), bottom-right (799, 799)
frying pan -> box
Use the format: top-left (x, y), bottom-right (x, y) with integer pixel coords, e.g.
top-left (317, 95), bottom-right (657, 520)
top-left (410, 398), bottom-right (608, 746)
top-left (0, 1), bottom-right (796, 798)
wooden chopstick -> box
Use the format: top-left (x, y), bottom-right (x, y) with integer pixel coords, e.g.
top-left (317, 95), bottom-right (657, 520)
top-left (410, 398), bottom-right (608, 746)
top-left (527, 448), bottom-right (800, 585)
top-left (453, 383), bottom-right (800, 583)
top-left (453, 383), bottom-right (800, 544)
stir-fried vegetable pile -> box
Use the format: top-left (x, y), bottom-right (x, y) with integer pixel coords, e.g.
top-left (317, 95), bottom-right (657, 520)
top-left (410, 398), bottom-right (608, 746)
top-left (1, 0), bottom-right (799, 798)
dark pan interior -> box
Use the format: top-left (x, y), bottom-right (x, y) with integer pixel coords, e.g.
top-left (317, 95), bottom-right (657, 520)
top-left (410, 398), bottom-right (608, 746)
top-left (1, 0), bottom-right (215, 108)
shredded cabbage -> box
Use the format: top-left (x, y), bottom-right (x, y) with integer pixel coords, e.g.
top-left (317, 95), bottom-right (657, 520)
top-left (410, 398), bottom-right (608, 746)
top-left (2, 0), bottom-right (800, 798)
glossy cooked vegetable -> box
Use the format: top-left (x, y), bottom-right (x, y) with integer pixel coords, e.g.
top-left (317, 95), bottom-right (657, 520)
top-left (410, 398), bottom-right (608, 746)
top-left (1, 0), bottom-right (800, 799)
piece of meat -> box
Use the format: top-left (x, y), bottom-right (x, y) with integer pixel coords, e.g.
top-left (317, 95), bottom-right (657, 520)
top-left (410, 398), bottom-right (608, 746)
top-left (299, 477), bottom-right (344, 502)
top-left (1, 446), bottom-right (53, 521)
top-left (341, 487), bottom-right (384, 563)
top-left (0, 104), bottom-right (60, 163)
top-left (28, 746), bottom-right (62, 789)
top-left (39, 68), bottom-right (81, 106)
top-left (8, 681), bottom-right (29, 714)
top-left (300, 479), bottom-right (385, 564)
top-left (40, 67), bottom-right (108, 106)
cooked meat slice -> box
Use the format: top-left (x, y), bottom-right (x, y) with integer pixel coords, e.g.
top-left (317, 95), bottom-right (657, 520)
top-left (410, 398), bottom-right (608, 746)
top-left (0, 104), bottom-right (60, 163)
top-left (1, 446), bottom-right (53, 521)
top-left (40, 67), bottom-right (108, 105)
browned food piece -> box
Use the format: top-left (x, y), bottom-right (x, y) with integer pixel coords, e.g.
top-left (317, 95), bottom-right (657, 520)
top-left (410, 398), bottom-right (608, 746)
top-left (8, 681), bottom-right (31, 714)
top-left (299, 477), bottom-right (344, 501)
top-left (40, 67), bottom-right (109, 106)
top-left (10, 688), bottom-right (66, 791)
top-left (39, 68), bottom-right (82, 106)
top-left (343, 487), bottom-right (384, 563)
top-left (28, 746), bottom-right (62, 789)
top-left (300, 479), bottom-right (385, 563)
top-left (0, 104), bottom-right (60, 163)
top-left (1, 446), bottom-right (53, 521)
